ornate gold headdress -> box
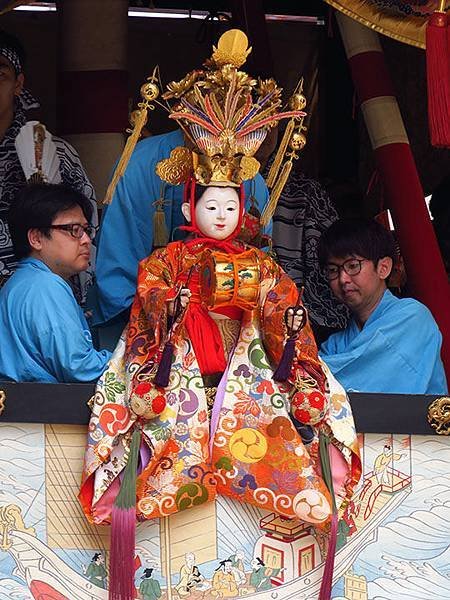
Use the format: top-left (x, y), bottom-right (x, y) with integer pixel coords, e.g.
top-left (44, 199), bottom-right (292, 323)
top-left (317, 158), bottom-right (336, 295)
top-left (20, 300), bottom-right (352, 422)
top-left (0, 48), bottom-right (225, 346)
top-left (155, 29), bottom-right (305, 188)
top-left (104, 29), bottom-right (308, 233)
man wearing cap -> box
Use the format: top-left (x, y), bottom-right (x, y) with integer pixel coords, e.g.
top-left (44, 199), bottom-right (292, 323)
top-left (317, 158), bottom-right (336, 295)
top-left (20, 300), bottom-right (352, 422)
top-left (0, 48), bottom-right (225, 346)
top-left (0, 29), bottom-right (97, 303)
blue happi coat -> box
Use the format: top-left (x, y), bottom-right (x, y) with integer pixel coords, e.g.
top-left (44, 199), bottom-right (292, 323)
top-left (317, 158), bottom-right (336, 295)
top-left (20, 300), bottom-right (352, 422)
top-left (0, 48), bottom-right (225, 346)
top-left (0, 258), bottom-right (111, 383)
top-left (320, 289), bottom-right (448, 394)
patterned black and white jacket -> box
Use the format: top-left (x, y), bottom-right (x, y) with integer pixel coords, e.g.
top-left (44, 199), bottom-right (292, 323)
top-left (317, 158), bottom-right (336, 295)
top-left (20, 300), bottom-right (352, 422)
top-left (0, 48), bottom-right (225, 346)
top-left (0, 102), bottom-right (97, 304)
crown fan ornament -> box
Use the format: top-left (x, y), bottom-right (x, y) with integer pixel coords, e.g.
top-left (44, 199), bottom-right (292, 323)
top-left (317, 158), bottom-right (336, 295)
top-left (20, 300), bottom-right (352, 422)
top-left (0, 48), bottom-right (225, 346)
top-left (15, 121), bottom-right (62, 184)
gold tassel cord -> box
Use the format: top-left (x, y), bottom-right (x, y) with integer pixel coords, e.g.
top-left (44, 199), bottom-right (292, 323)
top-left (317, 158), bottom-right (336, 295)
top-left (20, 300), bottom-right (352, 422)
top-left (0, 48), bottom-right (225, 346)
top-left (266, 118), bottom-right (296, 188)
top-left (261, 159), bottom-right (293, 226)
top-left (153, 206), bottom-right (169, 248)
top-left (153, 184), bottom-right (170, 248)
top-left (103, 108), bottom-right (148, 205)
top-left (103, 70), bottom-right (160, 205)
top-left (261, 80), bottom-right (307, 226)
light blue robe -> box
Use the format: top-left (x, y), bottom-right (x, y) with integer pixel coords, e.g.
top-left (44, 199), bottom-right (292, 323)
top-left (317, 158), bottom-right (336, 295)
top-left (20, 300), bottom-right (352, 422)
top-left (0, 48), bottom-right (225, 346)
top-left (0, 258), bottom-right (111, 383)
top-left (320, 289), bottom-right (448, 394)
top-left (91, 129), bottom-right (270, 325)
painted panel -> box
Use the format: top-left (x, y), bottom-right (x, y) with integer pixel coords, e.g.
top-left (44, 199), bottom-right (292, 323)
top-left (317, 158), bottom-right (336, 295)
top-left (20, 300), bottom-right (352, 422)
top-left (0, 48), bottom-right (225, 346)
top-left (0, 424), bottom-right (446, 599)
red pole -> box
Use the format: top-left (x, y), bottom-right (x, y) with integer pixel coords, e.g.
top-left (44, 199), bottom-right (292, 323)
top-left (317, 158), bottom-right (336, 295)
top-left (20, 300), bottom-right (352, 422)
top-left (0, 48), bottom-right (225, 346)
top-left (337, 12), bottom-right (450, 380)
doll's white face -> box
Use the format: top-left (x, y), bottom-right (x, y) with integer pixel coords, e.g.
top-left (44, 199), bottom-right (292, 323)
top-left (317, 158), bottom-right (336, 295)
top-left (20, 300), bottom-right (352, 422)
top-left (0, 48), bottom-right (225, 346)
top-left (182, 186), bottom-right (241, 240)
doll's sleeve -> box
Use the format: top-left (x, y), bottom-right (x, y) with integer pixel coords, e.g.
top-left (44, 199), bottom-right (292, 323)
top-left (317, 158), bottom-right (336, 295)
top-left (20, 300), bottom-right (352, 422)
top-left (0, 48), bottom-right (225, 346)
top-left (260, 258), bottom-right (328, 425)
top-left (127, 245), bottom-right (181, 352)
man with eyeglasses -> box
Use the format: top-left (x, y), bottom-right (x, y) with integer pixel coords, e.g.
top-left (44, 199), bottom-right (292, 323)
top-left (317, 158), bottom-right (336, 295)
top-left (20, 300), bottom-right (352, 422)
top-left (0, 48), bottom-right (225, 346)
top-left (0, 183), bottom-right (111, 382)
top-left (318, 218), bottom-right (447, 394)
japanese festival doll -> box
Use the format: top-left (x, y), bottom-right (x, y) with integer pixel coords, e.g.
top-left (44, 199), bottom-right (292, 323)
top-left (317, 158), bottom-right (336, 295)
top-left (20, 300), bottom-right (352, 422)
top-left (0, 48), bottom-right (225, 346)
top-left (79, 30), bottom-right (361, 599)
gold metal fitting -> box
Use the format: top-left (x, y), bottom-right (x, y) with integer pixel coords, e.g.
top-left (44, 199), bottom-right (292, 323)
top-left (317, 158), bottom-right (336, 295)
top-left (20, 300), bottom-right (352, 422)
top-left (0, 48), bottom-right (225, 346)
top-left (0, 390), bottom-right (5, 416)
top-left (289, 131), bottom-right (307, 151)
top-left (289, 92), bottom-right (307, 111)
top-left (140, 81), bottom-right (159, 103)
top-left (428, 396), bottom-right (450, 435)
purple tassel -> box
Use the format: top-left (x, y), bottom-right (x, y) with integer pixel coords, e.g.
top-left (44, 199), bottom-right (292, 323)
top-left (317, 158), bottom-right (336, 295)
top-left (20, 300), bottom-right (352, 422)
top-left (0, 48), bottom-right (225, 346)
top-left (153, 341), bottom-right (174, 388)
top-left (108, 428), bottom-right (140, 599)
top-left (319, 512), bottom-right (338, 600)
top-left (273, 337), bottom-right (296, 382)
top-left (109, 505), bottom-right (136, 600)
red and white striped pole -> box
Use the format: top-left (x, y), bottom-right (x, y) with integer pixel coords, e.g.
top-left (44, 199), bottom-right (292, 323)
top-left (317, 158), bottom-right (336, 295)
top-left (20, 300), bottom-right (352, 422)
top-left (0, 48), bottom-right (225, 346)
top-left (336, 12), bottom-right (450, 379)
top-left (57, 0), bottom-right (129, 198)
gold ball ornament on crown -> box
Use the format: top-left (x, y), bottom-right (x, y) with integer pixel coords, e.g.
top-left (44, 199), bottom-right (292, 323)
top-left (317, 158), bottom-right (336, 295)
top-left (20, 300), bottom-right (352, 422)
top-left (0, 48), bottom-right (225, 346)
top-left (129, 109), bottom-right (147, 129)
top-left (290, 131), bottom-right (307, 151)
top-left (289, 92), bottom-right (307, 112)
top-left (140, 81), bottom-right (160, 103)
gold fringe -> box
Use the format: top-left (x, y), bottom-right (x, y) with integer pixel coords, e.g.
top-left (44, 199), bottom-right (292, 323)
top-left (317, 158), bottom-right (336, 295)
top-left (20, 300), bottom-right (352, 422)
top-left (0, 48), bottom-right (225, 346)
top-left (324, 0), bottom-right (428, 49)
top-left (266, 118), bottom-right (296, 188)
top-left (153, 203), bottom-right (169, 248)
top-left (261, 160), bottom-right (293, 226)
top-left (103, 108), bottom-right (148, 205)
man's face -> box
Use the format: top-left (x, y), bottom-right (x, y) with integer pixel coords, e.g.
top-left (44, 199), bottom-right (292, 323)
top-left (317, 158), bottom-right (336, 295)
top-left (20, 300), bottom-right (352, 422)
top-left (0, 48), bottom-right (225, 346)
top-left (327, 254), bottom-right (390, 316)
top-left (186, 553), bottom-right (195, 568)
top-left (29, 205), bottom-right (91, 279)
top-left (0, 55), bottom-right (23, 117)
top-left (224, 561), bottom-right (232, 573)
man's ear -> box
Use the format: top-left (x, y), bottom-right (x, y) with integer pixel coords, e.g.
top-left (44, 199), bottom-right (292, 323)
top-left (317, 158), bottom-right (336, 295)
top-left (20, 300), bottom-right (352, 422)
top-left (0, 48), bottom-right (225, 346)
top-left (181, 202), bottom-right (191, 223)
top-left (377, 256), bottom-right (393, 280)
top-left (14, 73), bottom-right (24, 97)
top-left (28, 228), bottom-right (44, 252)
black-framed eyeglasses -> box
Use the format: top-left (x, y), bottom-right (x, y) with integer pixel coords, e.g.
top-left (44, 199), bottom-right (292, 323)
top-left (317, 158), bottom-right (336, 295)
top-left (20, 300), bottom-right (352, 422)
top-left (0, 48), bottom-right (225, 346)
top-left (47, 224), bottom-right (98, 240)
top-left (323, 258), bottom-right (367, 281)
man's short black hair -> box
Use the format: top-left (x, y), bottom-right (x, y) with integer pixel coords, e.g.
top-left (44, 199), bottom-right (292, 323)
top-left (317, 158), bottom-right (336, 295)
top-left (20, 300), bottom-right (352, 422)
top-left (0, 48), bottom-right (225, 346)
top-left (0, 29), bottom-right (26, 73)
top-left (318, 218), bottom-right (396, 266)
top-left (8, 183), bottom-right (93, 260)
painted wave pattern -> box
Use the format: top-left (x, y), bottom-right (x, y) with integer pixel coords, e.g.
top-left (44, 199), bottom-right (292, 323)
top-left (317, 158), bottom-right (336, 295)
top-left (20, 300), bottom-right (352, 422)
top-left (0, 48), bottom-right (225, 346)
top-left (349, 435), bottom-right (450, 600)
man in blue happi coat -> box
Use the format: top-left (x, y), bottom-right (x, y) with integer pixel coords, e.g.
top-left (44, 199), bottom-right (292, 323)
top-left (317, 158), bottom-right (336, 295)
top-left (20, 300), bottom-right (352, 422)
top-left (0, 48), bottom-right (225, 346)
top-left (319, 218), bottom-right (448, 394)
top-left (0, 184), bottom-right (111, 382)
top-left (91, 130), bottom-right (269, 339)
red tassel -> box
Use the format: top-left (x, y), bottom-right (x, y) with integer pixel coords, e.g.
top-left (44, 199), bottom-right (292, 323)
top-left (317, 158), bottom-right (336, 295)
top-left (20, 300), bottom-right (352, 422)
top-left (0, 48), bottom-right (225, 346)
top-left (273, 337), bottom-right (296, 382)
top-left (426, 7), bottom-right (450, 148)
top-left (109, 506), bottom-right (136, 600)
top-left (153, 341), bottom-right (174, 388)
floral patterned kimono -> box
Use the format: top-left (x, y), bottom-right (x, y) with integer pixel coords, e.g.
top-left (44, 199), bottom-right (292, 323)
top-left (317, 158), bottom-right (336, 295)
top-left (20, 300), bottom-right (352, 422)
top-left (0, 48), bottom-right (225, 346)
top-left (79, 238), bottom-right (360, 528)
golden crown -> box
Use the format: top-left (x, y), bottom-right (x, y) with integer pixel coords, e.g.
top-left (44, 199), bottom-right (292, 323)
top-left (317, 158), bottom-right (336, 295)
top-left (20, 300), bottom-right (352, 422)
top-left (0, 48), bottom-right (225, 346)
top-left (155, 29), bottom-right (305, 187)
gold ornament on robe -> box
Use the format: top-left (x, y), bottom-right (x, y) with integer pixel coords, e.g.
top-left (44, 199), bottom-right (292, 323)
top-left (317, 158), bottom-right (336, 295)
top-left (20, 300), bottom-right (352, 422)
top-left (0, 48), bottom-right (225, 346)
top-left (199, 248), bottom-right (261, 311)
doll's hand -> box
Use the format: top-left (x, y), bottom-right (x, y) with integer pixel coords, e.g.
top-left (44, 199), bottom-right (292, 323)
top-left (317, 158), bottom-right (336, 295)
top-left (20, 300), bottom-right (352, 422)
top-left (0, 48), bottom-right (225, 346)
top-left (168, 287), bottom-right (191, 316)
top-left (179, 288), bottom-right (191, 308)
top-left (285, 306), bottom-right (307, 334)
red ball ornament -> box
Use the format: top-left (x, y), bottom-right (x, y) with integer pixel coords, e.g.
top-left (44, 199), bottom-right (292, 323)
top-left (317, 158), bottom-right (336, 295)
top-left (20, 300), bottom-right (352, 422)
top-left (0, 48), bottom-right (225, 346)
top-left (291, 391), bottom-right (307, 408)
top-left (151, 394), bottom-right (166, 415)
top-left (308, 391), bottom-right (326, 410)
